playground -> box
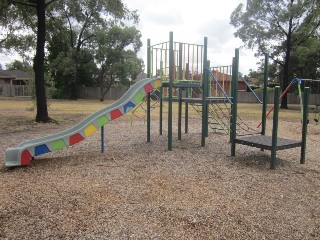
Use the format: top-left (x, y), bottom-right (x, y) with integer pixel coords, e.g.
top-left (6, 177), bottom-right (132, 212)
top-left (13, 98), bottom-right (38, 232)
top-left (1, 32), bottom-right (320, 238)
top-left (1, 97), bottom-right (320, 239)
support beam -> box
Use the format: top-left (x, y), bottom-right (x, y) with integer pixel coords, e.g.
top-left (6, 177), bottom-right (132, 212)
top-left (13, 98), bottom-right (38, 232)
top-left (147, 39), bottom-right (151, 142)
top-left (168, 32), bottom-right (173, 151)
top-left (270, 86), bottom-right (280, 169)
top-left (262, 53), bottom-right (269, 136)
top-left (300, 87), bottom-right (310, 164)
top-left (201, 37), bottom-right (208, 147)
top-left (231, 49), bottom-right (239, 156)
top-left (101, 126), bottom-right (104, 153)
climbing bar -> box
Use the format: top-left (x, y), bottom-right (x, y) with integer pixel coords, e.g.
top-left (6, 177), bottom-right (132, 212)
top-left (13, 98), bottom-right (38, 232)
top-left (238, 74), bottom-right (263, 104)
top-left (207, 68), bottom-right (232, 104)
top-left (257, 78), bottom-right (299, 128)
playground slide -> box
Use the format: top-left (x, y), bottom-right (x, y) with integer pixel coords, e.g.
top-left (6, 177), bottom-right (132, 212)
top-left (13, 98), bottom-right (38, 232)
top-left (5, 78), bottom-right (162, 167)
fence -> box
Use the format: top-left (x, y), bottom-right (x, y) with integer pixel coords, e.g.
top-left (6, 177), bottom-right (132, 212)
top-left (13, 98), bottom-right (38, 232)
top-left (0, 85), bottom-right (128, 101)
top-left (0, 85), bottom-right (31, 97)
top-left (237, 92), bottom-right (320, 105)
top-left (1, 85), bottom-right (319, 105)
top-left (77, 86), bottom-right (129, 100)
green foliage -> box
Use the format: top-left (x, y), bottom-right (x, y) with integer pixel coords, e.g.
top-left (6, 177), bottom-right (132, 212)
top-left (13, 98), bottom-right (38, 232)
top-left (0, 0), bottom-right (37, 59)
top-left (290, 37), bottom-right (320, 80)
top-left (45, 0), bottom-right (140, 99)
top-left (230, 0), bottom-right (320, 107)
top-left (1, 0), bottom-right (143, 102)
top-left (95, 26), bottom-right (143, 101)
top-left (5, 60), bottom-right (32, 71)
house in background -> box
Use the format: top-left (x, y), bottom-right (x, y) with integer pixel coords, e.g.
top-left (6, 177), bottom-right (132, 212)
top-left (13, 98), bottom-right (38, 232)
top-left (211, 69), bottom-right (247, 96)
top-left (0, 70), bottom-right (33, 96)
top-left (0, 70), bottom-right (32, 86)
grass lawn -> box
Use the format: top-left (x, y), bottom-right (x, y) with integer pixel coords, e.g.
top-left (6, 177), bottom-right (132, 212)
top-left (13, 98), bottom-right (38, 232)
top-left (0, 96), bottom-right (304, 126)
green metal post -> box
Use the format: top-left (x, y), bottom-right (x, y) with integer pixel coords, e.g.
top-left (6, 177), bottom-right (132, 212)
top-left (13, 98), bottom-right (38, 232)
top-left (168, 32), bottom-right (173, 151)
top-left (262, 53), bottom-right (269, 136)
top-left (159, 61), bottom-right (163, 135)
top-left (206, 60), bottom-right (210, 137)
top-left (270, 86), bottom-right (280, 170)
top-left (178, 87), bottom-right (182, 140)
top-left (147, 39), bottom-right (151, 142)
top-left (229, 58), bottom-right (235, 144)
top-left (185, 101), bottom-right (188, 133)
top-left (300, 87), bottom-right (309, 164)
top-left (179, 43), bottom-right (183, 79)
top-left (231, 49), bottom-right (239, 156)
top-left (201, 37), bottom-right (208, 147)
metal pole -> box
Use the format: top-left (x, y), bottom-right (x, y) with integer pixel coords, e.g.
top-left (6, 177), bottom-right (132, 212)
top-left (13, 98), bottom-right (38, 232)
top-left (159, 61), bottom-right (163, 135)
top-left (300, 87), bottom-right (309, 164)
top-left (101, 126), bottom-right (104, 153)
top-left (201, 37), bottom-right (208, 147)
top-left (179, 43), bottom-right (183, 79)
top-left (262, 53), bottom-right (269, 136)
top-left (206, 60), bottom-right (210, 137)
top-left (185, 101), bottom-right (188, 133)
top-left (168, 32), bottom-right (173, 151)
top-left (270, 86), bottom-right (280, 170)
top-left (178, 87), bottom-right (182, 140)
top-left (231, 49), bottom-right (239, 156)
top-left (147, 39), bottom-right (151, 142)
top-left (230, 58), bottom-right (235, 144)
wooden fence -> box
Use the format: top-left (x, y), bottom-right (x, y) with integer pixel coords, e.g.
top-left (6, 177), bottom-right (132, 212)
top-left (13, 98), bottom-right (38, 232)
top-left (1, 85), bottom-right (319, 105)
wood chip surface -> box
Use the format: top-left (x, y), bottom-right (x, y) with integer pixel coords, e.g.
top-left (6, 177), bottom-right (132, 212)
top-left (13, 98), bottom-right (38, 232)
top-left (1, 115), bottom-right (320, 239)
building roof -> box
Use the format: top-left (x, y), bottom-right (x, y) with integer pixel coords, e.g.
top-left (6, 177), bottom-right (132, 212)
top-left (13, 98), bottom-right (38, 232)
top-left (0, 70), bottom-right (32, 80)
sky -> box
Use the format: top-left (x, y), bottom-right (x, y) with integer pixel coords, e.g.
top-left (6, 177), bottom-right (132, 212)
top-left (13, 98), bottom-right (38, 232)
top-left (0, 0), bottom-right (259, 75)
top-left (126, 0), bottom-right (259, 75)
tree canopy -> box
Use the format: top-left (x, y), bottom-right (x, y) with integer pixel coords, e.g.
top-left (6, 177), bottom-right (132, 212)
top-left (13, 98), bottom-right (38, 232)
top-left (95, 26), bottom-right (143, 101)
top-left (0, 0), bottom-right (142, 121)
top-left (230, 0), bottom-right (320, 108)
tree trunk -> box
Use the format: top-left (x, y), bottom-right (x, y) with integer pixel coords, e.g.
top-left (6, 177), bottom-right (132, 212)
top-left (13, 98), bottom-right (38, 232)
top-left (34, 0), bottom-right (50, 122)
top-left (281, 58), bottom-right (289, 109)
top-left (99, 80), bottom-right (113, 102)
top-left (280, 0), bottom-right (294, 109)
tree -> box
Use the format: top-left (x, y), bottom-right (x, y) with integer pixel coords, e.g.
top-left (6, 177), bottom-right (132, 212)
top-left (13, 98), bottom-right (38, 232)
top-left (0, 0), bottom-right (57, 122)
top-left (230, 0), bottom-right (320, 108)
top-left (47, 0), bottom-right (139, 99)
top-left (95, 26), bottom-right (143, 101)
top-left (290, 37), bottom-right (320, 80)
top-left (0, 0), bottom-right (139, 119)
top-left (6, 60), bottom-right (32, 71)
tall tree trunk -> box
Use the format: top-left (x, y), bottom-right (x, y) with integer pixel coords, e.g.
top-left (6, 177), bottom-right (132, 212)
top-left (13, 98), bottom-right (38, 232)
top-left (281, 55), bottom-right (290, 109)
top-left (34, 0), bottom-right (49, 122)
top-left (281, 0), bottom-right (294, 109)
top-left (98, 74), bottom-right (114, 102)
